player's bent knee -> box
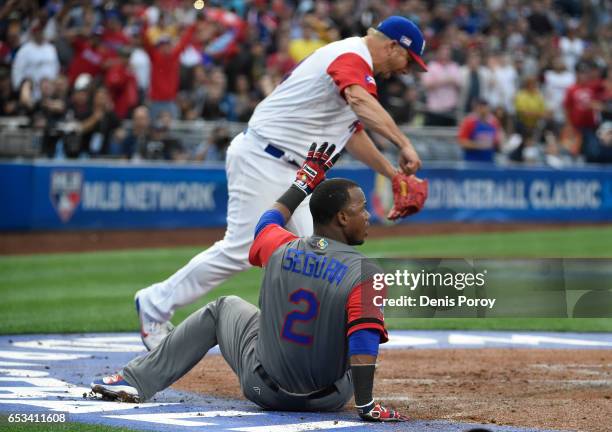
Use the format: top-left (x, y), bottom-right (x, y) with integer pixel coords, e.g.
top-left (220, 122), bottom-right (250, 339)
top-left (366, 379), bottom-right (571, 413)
top-left (216, 295), bottom-right (241, 307)
top-left (214, 295), bottom-right (248, 316)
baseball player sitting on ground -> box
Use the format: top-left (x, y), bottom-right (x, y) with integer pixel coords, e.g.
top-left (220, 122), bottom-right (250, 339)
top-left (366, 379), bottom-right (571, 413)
top-left (135, 16), bottom-right (429, 350)
top-left (92, 143), bottom-right (426, 421)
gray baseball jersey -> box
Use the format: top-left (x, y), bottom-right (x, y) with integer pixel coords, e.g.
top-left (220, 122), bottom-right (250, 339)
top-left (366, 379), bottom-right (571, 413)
top-left (120, 223), bottom-right (387, 411)
top-left (249, 225), bottom-right (388, 395)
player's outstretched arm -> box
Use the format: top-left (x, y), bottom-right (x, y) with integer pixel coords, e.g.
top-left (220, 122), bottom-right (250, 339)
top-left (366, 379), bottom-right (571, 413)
top-left (262, 142), bottom-right (340, 226)
top-left (347, 279), bottom-right (408, 421)
top-left (249, 142), bottom-right (341, 267)
top-left (350, 352), bottom-right (409, 421)
top-left (344, 84), bottom-right (421, 174)
top-left (345, 130), bottom-right (397, 179)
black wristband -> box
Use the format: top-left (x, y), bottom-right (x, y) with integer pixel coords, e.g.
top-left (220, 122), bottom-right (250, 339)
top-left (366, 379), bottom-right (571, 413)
top-left (356, 400), bottom-right (375, 417)
top-left (277, 184), bottom-right (307, 214)
top-left (351, 364), bottom-right (376, 408)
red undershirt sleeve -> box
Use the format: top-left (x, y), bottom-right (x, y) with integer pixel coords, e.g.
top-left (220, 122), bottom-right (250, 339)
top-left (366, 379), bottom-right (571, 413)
top-left (327, 53), bottom-right (378, 99)
top-left (345, 278), bottom-right (389, 343)
top-left (248, 224), bottom-right (298, 267)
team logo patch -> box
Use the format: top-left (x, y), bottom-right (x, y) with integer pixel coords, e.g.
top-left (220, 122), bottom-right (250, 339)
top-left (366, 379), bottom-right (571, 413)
top-left (316, 238), bottom-right (329, 250)
top-left (50, 170), bottom-right (83, 223)
top-left (400, 35), bottom-right (413, 47)
top-left (365, 74), bottom-right (376, 86)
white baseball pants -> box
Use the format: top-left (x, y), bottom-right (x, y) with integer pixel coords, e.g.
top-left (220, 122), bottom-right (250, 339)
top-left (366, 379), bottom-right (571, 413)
top-left (137, 129), bottom-right (313, 322)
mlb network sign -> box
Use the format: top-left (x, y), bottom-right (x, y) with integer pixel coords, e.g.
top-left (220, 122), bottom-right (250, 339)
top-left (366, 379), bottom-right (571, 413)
top-left (0, 163), bottom-right (229, 230)
top-left (81, 178), bottom-right (216, 212)
top-left (51, 170), bottom-right (216, 219)
top-left (48, 169), bottom-right (220, 227)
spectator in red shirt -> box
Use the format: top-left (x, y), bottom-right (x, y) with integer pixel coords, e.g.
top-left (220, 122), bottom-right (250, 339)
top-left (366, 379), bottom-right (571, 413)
top-left (564, 63), bottom-right (604, 163)
top-left (104, 51), bottom-right (139, 120)
top-left (67, 26), bottom-right (116, 85)
top-left (102, 11), bottom-right (131, 52)
top-left (457, 98), bottom-right (503, 163)
top-left (142, 19), bottom-right (197, 121)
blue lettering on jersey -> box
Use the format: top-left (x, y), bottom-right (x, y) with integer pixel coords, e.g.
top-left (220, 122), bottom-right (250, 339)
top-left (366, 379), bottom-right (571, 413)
top-left (312, 256), bottom-right (327, 278)
top-left (302, 252), bottom-right (318, 276)
top-left (282, 248), bottom-right (348, 286)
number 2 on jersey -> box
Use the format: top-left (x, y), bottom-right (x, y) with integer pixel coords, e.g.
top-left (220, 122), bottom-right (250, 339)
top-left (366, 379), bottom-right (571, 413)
top-left (281, 288), bottom-right (319, 345)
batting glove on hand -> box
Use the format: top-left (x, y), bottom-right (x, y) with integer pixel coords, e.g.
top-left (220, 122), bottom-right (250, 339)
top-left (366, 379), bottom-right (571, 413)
top-left (293, 142), bottom-right (340, 195)
top-left (357, 401), bottom-right (409, 422)
top-left (387, 173), bottom-right (428, 220)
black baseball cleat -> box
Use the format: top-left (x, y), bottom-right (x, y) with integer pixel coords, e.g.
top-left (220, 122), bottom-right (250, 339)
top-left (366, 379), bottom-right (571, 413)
top-left (91, 374), bottom-right (141, 403)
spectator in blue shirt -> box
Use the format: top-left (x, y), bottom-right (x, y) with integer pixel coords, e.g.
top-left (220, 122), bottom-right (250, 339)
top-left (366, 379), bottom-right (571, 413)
top-left (457, 98), bottom-right (504, 163)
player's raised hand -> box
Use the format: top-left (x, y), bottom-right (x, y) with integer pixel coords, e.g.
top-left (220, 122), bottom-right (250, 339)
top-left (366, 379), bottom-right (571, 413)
top-left (357, 401), bottom-right (409, 422)
top-left (398, 145), bottom-right (421, 175)
top-left (293, 142), bottom-right (341, 195)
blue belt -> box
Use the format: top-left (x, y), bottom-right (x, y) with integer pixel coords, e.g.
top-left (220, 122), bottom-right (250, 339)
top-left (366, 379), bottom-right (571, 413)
top-left (264, 144), bottom-right (301, 168)
top-left (244, 128), bottom-right (301, 168)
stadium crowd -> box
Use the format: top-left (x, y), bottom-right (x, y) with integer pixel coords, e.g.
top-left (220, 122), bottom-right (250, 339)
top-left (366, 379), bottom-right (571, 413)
top-left (0, 0), bottom-right (610, 164)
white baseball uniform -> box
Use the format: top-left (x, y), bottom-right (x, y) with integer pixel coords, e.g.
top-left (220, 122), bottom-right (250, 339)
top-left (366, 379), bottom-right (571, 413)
top-left (138, 36), bottom-right (380, 322)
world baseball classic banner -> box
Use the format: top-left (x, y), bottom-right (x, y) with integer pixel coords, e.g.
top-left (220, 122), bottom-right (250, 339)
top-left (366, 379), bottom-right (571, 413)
top-left (1, 161), bottom-right (611, 231)
top-left (364, 163), bottom-right (612, 223)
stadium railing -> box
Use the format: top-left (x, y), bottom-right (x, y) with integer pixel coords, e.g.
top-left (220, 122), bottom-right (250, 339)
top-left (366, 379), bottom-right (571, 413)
top-left (0, 117), bottom-right (463, 162)
top-left (0, 116), bottom-right (41, 158)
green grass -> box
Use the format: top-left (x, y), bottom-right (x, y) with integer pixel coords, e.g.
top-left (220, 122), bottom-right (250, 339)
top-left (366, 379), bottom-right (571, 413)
top-left (1, 226), bottom-right (611, 335)
top-left (0, 416), bottom-right (135, 432)
top-left (364, 226), bottom-right (612, 258)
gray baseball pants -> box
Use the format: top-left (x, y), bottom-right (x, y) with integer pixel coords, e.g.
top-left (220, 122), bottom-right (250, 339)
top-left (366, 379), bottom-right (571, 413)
top-left (122, 295), bottom-right (352, 411)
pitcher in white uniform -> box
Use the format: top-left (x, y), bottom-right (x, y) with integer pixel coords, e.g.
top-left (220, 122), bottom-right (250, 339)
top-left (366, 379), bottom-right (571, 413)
top-left (135, 16), bottom-right (429, 350)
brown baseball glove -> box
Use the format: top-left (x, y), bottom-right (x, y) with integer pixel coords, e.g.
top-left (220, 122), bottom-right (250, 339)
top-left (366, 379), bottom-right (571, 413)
top-left (387, 173), bottom-right (428, 220)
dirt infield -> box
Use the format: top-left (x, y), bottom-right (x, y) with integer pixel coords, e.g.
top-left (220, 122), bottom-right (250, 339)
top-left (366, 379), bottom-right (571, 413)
top-left (0, 222), bottom-right (605, 255)
top-left (173, 348), bottom-right (612, 432)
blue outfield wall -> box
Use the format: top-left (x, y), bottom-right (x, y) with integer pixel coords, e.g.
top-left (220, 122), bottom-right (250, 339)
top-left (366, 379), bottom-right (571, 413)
top-left (1, 161), bottom-right (611, 231)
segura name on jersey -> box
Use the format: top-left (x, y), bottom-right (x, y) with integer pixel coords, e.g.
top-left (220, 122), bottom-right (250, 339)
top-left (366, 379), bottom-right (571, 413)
top-left (282, 248), bottom-right (348, 285)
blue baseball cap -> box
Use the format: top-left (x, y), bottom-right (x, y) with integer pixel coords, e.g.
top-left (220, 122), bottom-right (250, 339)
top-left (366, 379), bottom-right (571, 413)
top-left (377, 16), bottom-right (427, 72)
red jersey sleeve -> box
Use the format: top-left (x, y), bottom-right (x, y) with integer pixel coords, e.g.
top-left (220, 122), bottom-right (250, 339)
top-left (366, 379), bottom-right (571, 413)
top-left (345, 278), bottom-right (388, 343)
top-left (327, 53), bottom-right (377, 99)
top-left (458, 116), bottom-right (476, 140)
top-left (248, 224), bottom-right (298, 268)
